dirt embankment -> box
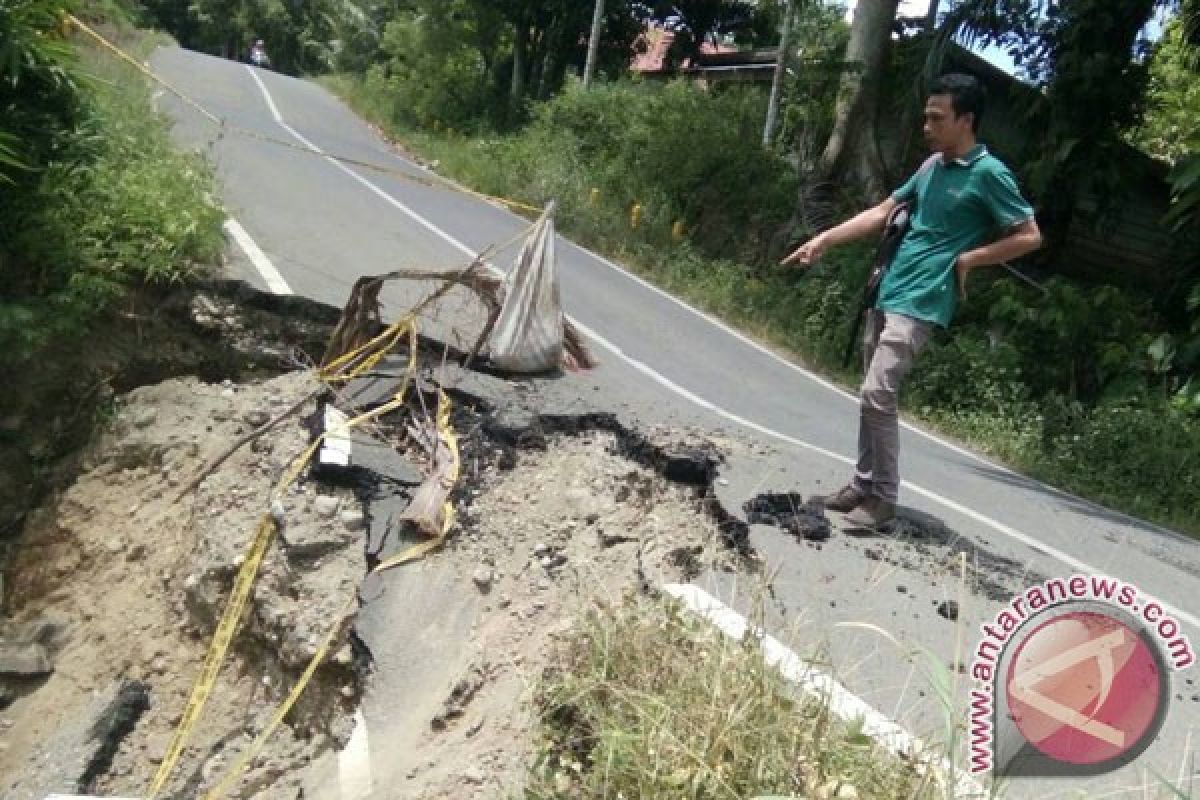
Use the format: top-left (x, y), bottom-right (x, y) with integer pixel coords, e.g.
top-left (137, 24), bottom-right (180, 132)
top-left (0, 280), bottom-right (754, 799)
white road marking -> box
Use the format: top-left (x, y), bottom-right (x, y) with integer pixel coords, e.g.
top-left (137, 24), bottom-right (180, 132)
top-left (242, 68), bottom-right (1200, 635)
top-left (337, 708), bottom-right (373, 799)
top-left (223, 218), bottom-right (292, 294)
top-left (663, 584), bottom-right (987, 798)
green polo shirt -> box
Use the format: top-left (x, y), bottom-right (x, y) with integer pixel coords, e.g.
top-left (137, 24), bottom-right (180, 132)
top-left (877, 144), bottom-right (1035, 327)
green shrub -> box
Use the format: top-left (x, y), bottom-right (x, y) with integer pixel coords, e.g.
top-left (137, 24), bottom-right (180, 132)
top-left (0, 14), bottom-right (224, 362)
top-left (1039, 400), bottom-right (1200, 524)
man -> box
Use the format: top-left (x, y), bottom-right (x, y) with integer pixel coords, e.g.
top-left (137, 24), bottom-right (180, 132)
top-left (782, 72), bottom-right (1042, 529)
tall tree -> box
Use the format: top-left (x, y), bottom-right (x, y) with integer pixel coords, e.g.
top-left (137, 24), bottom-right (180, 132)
top-left (816, 0), bottom-right (900, 199)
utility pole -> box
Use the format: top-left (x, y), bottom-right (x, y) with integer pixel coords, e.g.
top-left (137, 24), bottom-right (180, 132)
top-left (583, 0), bottom-right (605, 89)
top-left (763, 0), bottom-right (796, 147)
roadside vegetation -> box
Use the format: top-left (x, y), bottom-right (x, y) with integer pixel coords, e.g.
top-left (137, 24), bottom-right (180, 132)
top-left (0, 0), bottom-right (223, 364)
top-left (527, 595), bottom-right (946, 800)
top-left (0, 0), bottom-right (224, 536)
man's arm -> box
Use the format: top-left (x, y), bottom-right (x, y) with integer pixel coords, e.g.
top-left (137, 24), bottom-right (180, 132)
top-left (955, 218), bottom-right (1043, 299)
top-left (781, 196), bottom-right (898, 267)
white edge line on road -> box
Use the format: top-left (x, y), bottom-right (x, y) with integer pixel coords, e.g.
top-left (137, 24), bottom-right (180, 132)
top-left (663, 583), bottom-right (987, 799)
top-left (242, 68), bottom-right (1200, 636)
top-left (224, 217), bottom-right (292, 294)
top-left (337, 708), bottom-right (373, 799)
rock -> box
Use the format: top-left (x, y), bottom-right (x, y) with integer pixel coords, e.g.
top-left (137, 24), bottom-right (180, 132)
top-left (472, 568), bottom-right (494, 591)
top-left (18, 611), bottom-right (72, 655)
top-left (340, 509), bottom-right (366, 531)
top-left (314, 495), bottom-right (340, 518)
top-left (936, 600), bottom-right (960, 621)
top-left (127, 543), bottom-right (147, 562)
top-left (131, 408), bottom-right (158, 429)
top-left (533, 543), bottom-right (550, 557)
top-left (483, 407), bottom-right (543, 448)
top-left (17, 680), bottom-right (150, 798)
top-left (462, 766), bottom-right (485, 784)
top-left (0, 642), bottom-right (52, 676)
top-left (146, 732), bottom-right (171, 765)
top-left (243, 409), bottom-right (271, 428)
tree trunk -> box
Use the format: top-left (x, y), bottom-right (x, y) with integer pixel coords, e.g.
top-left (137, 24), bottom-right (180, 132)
top-left (762, 0), bottom-right (795, 148)
top-left (510, 21), bottom-right (528, 110)
top-left (583, 0), bottom-right (605, 88)
top-left (816, 0), bottom-right (900, 199)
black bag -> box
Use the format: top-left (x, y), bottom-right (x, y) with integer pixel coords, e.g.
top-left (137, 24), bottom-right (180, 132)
top-left (843, 201), bottom-right (912, 367)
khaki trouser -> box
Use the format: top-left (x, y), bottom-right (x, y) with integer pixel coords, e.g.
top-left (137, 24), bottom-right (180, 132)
top-left (851, 310), bottom-right (932, 503)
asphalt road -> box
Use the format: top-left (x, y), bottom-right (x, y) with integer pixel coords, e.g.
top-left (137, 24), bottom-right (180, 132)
top-left (149, 47), bottom-right (1200, 799)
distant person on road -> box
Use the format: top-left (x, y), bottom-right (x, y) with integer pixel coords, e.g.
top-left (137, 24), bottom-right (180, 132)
top-left (781, 72), bottom-right (1042, 530)
top-left (249, 39), bottom-right (270, 68)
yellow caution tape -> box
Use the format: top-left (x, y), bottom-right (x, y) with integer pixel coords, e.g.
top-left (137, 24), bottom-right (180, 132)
top-left (201, 389), bottom-right (460, 800)
top-left (147, 514), bottom-right (279, 798)
top-left (151, 311), bottom-right (457, 797)
top-left (66, 15), bottom-right (544, 216)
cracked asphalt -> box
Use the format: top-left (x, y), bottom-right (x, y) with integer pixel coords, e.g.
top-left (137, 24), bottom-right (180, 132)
top-left (149, 46), bottom-right (1200, 798)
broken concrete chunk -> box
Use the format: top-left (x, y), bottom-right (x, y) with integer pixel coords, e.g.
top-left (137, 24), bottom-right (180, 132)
top-left (314, 495), bottom-right (340, 518)
top-left (472, 567), bottom-right (494, 591)
top-left (18, 680), bottom-right (149, 799)
top-left (243, 409), bottom-right (271, 428)
top-left (0, 641), bottom-right (52, 676)
top-left (339, 509), bottom-right (367, 531)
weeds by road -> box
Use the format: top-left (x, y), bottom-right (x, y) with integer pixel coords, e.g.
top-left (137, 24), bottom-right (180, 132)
top-left (528, 595), bottom-right (944, 800)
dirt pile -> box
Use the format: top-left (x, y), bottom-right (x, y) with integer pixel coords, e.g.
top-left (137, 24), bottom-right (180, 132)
top-left (367, 428), bottom-right (743, 799)
top-left (2, 369), bottom-right (362, 800)
top-left (0, 279), bottom-right (754, 800)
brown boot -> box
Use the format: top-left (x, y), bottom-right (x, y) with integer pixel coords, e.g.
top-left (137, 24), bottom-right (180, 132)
top-left (843, 496), bottom-right (896, 530)
top-left (822, 484), bottom-right (866, 513)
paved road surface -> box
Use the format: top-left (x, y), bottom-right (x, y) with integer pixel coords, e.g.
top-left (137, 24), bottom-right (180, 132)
top-left (150, 47), bottom-right (1200, 799)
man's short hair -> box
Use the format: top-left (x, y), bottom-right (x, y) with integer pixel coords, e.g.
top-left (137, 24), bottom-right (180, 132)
top-left (929, 73), bottom-right (985, 132)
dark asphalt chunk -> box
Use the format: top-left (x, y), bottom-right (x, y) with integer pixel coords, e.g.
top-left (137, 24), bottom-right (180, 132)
top-left (743, 492), bottom-right (832, 541)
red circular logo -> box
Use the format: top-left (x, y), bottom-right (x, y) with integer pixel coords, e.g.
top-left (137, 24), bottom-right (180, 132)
top-left (1005, 610), bottom-right (1163, 765)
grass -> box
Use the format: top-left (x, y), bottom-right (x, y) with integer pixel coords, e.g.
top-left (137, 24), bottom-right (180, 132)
top-left (0, 21), bottom-right (224, 362)
top-left (526, 594), bottom-right (951, 800)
